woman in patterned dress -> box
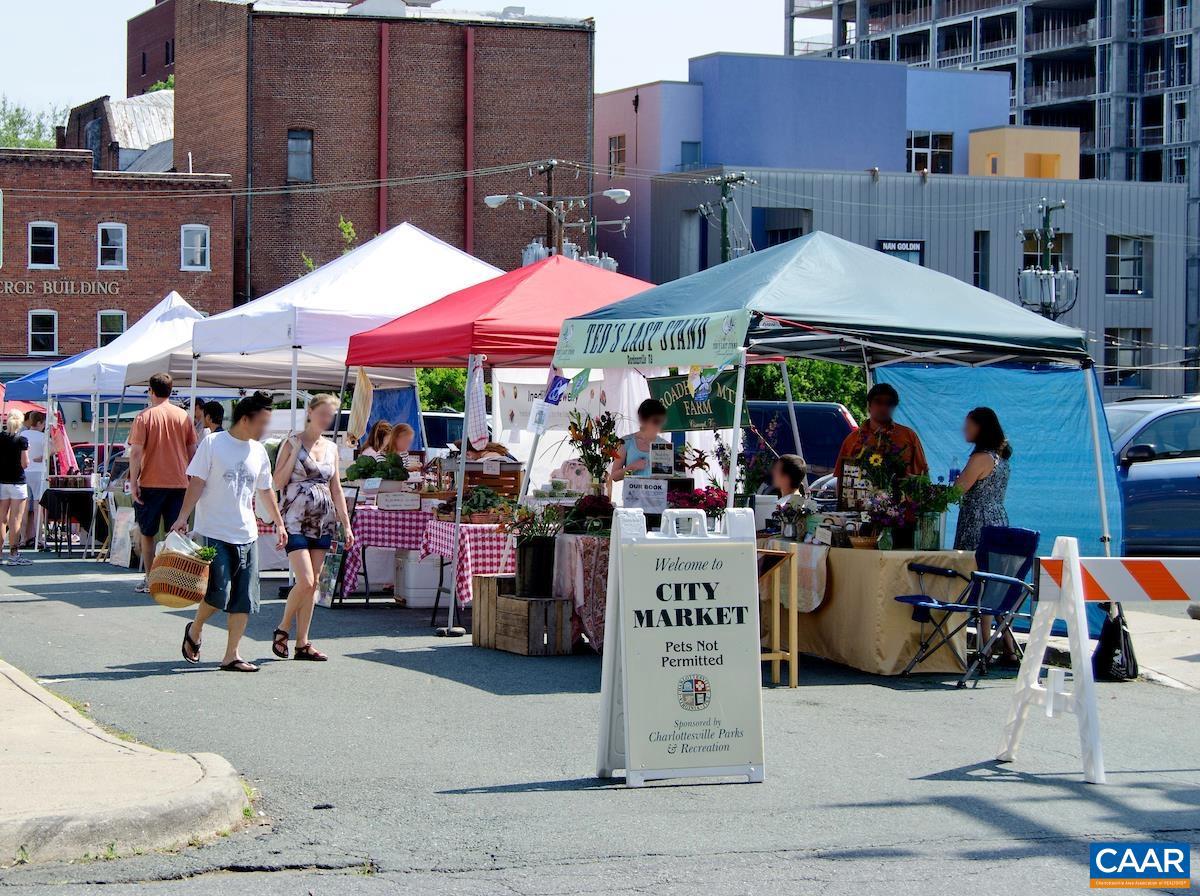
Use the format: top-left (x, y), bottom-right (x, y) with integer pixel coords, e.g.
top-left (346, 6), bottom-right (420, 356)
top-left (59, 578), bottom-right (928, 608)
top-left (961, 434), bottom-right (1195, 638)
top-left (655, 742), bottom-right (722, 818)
top-left (271, 394), bottom-right (353, 662)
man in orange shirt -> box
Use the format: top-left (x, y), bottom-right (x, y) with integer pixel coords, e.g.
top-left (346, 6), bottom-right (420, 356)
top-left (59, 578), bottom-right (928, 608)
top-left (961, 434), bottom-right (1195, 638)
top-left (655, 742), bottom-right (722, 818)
top-left (128, 373), bottom-right (198, 592)
top-left (835, 383), bottom-right (928, 509)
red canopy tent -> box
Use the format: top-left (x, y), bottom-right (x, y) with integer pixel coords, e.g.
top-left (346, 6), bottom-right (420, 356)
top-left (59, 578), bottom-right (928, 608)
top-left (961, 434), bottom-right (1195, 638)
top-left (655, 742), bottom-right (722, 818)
top-left (346, 255), bottom-right (652, 368)
top-left (345, 255), bottom-right (652, 635)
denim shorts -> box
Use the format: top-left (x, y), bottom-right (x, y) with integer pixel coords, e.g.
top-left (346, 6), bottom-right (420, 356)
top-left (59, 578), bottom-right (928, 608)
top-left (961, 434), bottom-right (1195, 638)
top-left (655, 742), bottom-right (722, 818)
top-left (285, 533), bottom-right (332, 554)
top-left (199, 536), bottom-right (260, 615)
top-left (136, 487), bottom-right (186, 537)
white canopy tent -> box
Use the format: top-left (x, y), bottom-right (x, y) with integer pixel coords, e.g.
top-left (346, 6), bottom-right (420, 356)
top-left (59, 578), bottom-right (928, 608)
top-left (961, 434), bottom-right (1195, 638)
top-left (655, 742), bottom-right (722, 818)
top-left (126, 223), bottom-right (502, 416)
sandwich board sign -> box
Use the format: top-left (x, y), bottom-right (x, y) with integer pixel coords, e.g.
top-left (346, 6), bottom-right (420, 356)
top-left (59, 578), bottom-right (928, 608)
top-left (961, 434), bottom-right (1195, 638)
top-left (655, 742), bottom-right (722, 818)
top-left (597, 508), bottom-right (765, 786)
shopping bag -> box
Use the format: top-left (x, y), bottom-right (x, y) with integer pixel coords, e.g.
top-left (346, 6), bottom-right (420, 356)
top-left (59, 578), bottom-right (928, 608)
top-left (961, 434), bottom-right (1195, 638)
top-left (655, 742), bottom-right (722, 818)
top-left (148, 533), bottom-right (213, 609)
top-left (1091, 602), bottom-right (1139, 682)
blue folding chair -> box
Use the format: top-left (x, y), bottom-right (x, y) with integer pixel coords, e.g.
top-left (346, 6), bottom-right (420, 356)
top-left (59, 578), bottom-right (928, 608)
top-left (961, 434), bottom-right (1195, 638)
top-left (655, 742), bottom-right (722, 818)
top-left (894, 526), bottom-right (1040, 688)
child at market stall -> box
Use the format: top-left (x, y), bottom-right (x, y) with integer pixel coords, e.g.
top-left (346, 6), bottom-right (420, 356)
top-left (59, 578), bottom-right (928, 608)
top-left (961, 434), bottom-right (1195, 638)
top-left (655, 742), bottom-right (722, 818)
top-left (382, 423), bottom-right (415, 459)
top-left (770, 454), bottom-right (809, 509)
top-left (360, 421), bottom-right (392, 459)
top-left (611, 399), bottom-right (668, 481)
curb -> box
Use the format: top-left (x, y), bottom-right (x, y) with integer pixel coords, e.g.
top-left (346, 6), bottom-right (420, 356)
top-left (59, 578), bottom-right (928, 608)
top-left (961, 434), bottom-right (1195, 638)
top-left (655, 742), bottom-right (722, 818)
top-left (0, 662), bottom-right (249, 865)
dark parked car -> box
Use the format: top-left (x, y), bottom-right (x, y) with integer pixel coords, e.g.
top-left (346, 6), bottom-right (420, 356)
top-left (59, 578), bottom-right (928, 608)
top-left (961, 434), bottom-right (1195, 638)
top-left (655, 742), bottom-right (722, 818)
top-left (1106, 396), bottom-right (1200, 555)
top-left (743, 401), bottom-right (858, 481)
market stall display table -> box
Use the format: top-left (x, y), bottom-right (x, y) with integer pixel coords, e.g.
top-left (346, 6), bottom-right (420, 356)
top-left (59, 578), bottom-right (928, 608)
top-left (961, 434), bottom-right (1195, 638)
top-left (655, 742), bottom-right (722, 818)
top-left (552, 533), bottom-right (610, 652)
top-left (760, 543), bottom-right (975, 676)
top-left (40, 488), bottom-right (101, 557)
top-left (340, 507), bottom-right (433, 594)
top-left (422, 518), bottom-right (514, 608)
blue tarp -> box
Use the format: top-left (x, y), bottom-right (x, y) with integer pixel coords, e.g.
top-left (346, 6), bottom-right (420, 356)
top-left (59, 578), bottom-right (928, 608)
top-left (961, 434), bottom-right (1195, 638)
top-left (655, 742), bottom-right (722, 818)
top-left (362, 387), bottom-right (424, 451)
top-left (877, 363), bottom-right (1120, 637)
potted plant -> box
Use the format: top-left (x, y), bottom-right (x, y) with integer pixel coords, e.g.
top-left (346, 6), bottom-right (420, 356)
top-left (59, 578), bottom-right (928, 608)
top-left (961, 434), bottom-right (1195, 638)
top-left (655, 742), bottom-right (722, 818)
top-left (566, 410), bottom-right (622, 495)
top-left (897, 475), bottom-right (963, 551)
top-left (863, 491), bottom-right (906, 549)
top-left (502, 504), bottom-right (564, 596)
top-left (564, 494), bottom-right (615, 536)
top-left (462, 486), bottom-right (509, 524)
top-left (771, 502), bottom-right (804, 540)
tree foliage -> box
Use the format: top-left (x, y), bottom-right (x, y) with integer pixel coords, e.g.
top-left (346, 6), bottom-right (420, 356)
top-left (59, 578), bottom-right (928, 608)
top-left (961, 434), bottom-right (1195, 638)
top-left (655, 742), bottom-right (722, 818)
top-left (300, 214), bottom-right (359, 275)
top-left (0, 96), bottom-right (66, 149)
top-left (417, 368), bottom-right (467, 412)
top-left (745, 358), bottom-right (867, 421)
top-left (148, 74), bottom-right (175, 92)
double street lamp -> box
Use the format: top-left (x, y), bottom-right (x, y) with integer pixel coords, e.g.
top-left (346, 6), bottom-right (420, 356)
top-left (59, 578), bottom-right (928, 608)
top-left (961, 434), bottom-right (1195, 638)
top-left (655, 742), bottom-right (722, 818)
top-left (484, 188), bottom-right (631, 255)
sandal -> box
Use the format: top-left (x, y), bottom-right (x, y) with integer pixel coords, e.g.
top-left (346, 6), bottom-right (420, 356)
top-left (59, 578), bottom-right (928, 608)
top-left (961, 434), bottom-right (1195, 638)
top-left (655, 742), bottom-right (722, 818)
top-left (219, 659), bottom-right (259, 672)
top-left (271, 628), bottom-right (289, 659)
top-left (293, 643), bottom-right (328, 662)
top-left (181, 623), bottom-right (201, 664)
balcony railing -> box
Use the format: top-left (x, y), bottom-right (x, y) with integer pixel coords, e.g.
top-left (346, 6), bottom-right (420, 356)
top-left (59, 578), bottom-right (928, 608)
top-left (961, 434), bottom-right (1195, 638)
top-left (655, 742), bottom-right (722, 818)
top-left (898, 51), bottom-right (931, 66)
top-left (1169, 6), bottom-right (1192, 30)
top-left (1142, 125), bottom-right (1165, 145)
top-left (1025, 77), bottom-right (1095, 104)
top-left (1025, 20), bottom-right (1094, 52)
top-left (1169, 119), bottom-right (1189, 143)
top-left (869, 5), bottom-right (933, 31)
top-left (1145, 69), bottom-right (1168, 90)
top-left (937, 49), bottom-right (973, 67)
top-left (941, 0), bottom-right (1012, 17)
top-left (978, 35), bottom-right (1017, 60)
top-left (793, 38), bottom-right (835, 56)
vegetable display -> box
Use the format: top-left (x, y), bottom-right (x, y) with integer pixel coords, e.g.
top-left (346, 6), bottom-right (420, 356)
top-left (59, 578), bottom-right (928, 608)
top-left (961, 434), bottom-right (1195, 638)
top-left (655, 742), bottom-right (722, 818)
top-left (345, 452), bottom-right (411, 482)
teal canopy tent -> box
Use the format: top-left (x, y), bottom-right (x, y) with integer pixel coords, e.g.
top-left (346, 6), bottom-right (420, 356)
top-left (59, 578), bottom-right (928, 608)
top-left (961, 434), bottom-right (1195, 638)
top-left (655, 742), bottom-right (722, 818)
top-left (554, 231), bottom-right (1116, 558)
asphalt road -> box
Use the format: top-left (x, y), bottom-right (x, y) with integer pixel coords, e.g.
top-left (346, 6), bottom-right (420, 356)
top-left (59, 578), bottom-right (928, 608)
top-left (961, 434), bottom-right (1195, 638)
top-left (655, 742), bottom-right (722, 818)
top-left (0, 557), bottom-right (1197, 896)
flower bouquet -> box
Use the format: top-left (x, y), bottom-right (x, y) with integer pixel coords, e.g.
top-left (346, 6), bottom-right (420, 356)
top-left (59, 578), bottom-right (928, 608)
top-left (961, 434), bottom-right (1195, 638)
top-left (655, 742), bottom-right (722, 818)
top-left (564, 494), bottom-right (615, 536)
top-left (567, 410), bottom-right (622, 493)
top-left (897, 474), bottom-right (962, 550)
top-left (771, 501), bottom-right (807, 540)
top-left (667, 485), bottom-right (729, 519)
top-left (849, 432), bottom-right (911, 493)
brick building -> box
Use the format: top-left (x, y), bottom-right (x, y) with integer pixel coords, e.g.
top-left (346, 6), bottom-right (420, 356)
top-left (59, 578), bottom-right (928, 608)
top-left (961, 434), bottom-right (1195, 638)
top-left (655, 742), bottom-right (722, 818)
top-left (170, 0), bottom-right (594, 302)
top-left (128, 0), bottom-right (176, 97)
top-left (58, 91), bottom-right (175, 172)
top-left (0, 149), bottom-right (231, 378)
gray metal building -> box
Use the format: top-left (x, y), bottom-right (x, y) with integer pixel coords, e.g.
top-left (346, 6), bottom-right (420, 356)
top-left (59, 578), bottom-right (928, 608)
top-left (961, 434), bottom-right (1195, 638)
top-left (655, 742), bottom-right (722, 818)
top-left (647, 166), bottom-right (1189, 397)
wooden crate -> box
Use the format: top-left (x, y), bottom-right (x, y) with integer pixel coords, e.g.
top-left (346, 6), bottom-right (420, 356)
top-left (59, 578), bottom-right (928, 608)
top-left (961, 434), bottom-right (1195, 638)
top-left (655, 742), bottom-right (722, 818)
top-left (471, 574), bottom-right (573, 656)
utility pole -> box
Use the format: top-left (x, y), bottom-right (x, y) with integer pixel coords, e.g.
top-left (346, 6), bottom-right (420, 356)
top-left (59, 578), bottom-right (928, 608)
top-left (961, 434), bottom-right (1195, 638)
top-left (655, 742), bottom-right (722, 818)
top-left (536, 159), bottom-right (561, 254)
top-left (703, 172), bottom-right (755, 263)
top-left (1032, 197), bottom-right (1067, 270)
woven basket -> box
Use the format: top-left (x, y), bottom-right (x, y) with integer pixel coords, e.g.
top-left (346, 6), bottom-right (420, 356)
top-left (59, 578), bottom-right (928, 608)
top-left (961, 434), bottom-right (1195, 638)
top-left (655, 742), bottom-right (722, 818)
top-left (148, 551), bottom-right (212, 608)
top-left (848, 534), bottom-right (880, 550)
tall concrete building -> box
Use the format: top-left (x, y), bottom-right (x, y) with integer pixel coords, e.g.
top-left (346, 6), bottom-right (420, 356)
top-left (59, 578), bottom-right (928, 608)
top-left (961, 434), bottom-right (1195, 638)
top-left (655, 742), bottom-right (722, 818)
top-left (785, 0), bottom-right (1200, 380)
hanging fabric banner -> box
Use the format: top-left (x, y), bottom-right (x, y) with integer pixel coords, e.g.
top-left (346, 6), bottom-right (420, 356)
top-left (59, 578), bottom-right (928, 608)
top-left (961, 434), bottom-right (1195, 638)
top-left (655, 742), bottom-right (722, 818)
top-left (554, 309), bottom-right (751, 370)
top-left (647, 371), bottom-right (751, 432)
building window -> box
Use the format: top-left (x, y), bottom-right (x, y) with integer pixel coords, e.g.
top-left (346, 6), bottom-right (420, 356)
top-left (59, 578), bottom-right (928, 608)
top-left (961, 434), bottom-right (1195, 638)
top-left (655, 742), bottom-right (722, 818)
top-left (1022, 231), bottom-right (1070, 270)
top-left (680, 141), bottom-right (702, 170)
top-left (1105, 236), bottom-right (1149, 295)
top-left (607, 134), bottom-right (626, 177)
top-left (180, 224), bottom-right (211, 271)
top-left (1104, 328), bottom-right (1150, 388)
top-left (165, 39), bottom-right (175, 66)
top-left (287, 129), bottom-right (313, 183)
top-left (973, 231), bottom-right (990, 290)
top-left (906, 131), bottom-right (953, 174)
top-left (98, 310), bottom-right (127, 347)
top-left (28, 310), bottom-right (57, 356)
top-left (28, 222), bottom-right (57, 269)
top-left (141, 51), bottom-right (147, 76)
top-left (988, 153), bottom-right (999, 175)
top-left (97, 223), bottom-right (127, 270)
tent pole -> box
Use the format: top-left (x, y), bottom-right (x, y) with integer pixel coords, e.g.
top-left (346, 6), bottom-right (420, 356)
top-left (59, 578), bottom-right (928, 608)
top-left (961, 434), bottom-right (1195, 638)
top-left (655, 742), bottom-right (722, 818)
top-left (1083, 363), bottom-right (1114, 558)
top-left (726, 349), bottom-right (748, 510)
top-left (439, 355), bottom-right (474, 636)
top-left (106, 386), bottom-right (128, 478)
top-left (412, 375), bottom-right (429, 451)
top-left (189, 355), bottom-right (199, 427)
top-left (332, 365), bottom-right (350, 446)
top-left (290, 347), bottom-right (300, 433)
top-left (779, 360), bottom-right (804, 464)
top-left (519, 430), bottom-right (542, 503)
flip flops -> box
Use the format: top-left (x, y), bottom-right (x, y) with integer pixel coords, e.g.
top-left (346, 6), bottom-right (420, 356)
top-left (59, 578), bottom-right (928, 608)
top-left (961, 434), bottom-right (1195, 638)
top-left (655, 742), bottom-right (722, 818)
top-left (219, 659), bottom-right (259, 672)
top-left (181, 622), bottom-right (201, 664)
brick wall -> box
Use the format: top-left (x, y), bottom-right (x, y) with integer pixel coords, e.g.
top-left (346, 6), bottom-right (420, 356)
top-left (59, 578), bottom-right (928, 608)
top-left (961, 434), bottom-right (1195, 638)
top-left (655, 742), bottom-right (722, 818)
top-left (127, 0), bottom-right (176, 97)
top-left (57, 98), bottom-right (120, 171)
top-left (0, 150), bottom-right (232, 366)
top-left (173, 0), bottom-right (594, 300)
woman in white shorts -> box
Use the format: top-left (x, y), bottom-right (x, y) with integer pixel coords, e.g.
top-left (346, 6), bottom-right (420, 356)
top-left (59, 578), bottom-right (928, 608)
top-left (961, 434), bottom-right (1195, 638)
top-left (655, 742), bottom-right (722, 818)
top-left (0, 410), bottom-right (31, 566)
top-left (18, 410), bottom-right (46, 547)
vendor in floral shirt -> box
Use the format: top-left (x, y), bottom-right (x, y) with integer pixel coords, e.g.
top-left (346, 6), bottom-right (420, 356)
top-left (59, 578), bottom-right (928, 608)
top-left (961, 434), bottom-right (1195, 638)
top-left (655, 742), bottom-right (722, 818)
top-left (835, 383), bottom-right (928, 510)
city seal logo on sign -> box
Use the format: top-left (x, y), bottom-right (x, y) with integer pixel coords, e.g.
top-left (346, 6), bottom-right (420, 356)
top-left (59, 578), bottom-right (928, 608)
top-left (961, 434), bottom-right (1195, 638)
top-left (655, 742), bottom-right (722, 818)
top-left (1089, 842), bottom-right (1191, 889)
top-left (677, 675), bottom-right (710, 711)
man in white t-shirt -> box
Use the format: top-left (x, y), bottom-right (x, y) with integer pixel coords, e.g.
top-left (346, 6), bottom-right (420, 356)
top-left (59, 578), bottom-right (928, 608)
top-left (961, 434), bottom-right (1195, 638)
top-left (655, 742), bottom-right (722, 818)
top-left (171, 392), bottom-right (286, 672)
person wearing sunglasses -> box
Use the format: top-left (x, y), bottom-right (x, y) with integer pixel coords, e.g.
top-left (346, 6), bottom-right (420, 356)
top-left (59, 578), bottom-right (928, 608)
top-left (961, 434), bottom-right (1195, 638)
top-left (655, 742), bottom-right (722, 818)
top-left (834, 383), bottom-right (928, 509)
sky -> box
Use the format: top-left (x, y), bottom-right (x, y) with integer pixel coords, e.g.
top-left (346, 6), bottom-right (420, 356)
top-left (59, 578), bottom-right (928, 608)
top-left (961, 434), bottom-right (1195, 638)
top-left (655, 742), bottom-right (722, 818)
top-left (0, 0), bottom-right (813, 111)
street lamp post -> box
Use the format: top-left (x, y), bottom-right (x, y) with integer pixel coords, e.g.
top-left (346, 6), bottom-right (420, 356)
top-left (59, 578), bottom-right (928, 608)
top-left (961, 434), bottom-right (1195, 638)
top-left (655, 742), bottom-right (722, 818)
top-left (484, 188), bottom-right (630, 259)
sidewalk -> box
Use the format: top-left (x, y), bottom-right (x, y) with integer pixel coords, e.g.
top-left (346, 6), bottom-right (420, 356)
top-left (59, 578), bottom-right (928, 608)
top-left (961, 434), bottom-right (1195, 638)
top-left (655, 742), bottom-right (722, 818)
top-left (0, 660), bottom-right (248, 865)
top-left (1124, 606), bottom-right (1200, 691)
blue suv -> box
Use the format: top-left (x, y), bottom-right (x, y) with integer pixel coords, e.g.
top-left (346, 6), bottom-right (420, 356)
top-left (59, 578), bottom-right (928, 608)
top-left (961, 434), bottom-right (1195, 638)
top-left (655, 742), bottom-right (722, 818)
top-left (1106, 396), bottom-right (1200, 555)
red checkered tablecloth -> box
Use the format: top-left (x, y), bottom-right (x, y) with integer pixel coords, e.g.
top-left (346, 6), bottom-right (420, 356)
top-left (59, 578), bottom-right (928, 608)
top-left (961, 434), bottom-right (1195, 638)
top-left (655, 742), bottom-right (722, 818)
top-left (340, 507), bottom-right (433, 594)
top-left (422, 518), bottom-right (515, 607)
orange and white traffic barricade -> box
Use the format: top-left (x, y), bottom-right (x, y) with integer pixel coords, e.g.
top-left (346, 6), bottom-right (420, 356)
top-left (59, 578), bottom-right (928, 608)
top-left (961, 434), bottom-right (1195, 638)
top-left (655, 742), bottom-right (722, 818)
top-left (997, 536), bottom-right (1197, 784)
